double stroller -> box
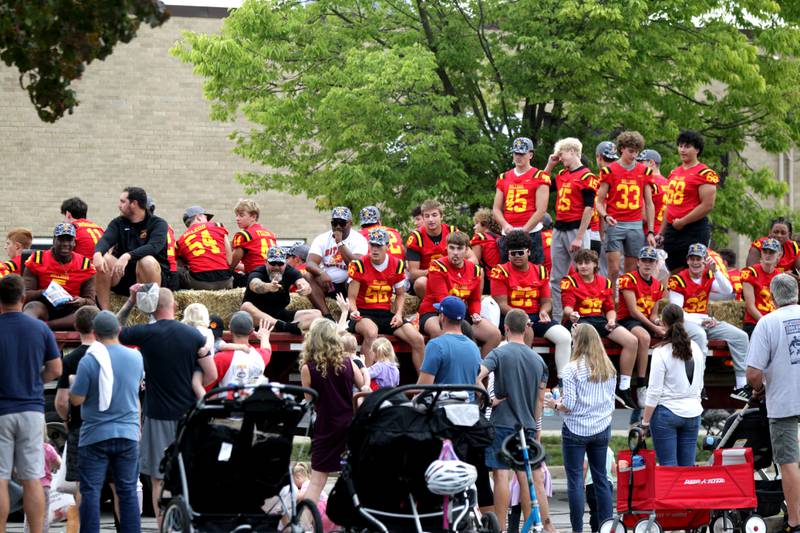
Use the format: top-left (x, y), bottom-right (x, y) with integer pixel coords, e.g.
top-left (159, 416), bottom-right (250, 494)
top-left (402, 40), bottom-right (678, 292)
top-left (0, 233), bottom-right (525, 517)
top-left (158, 383), bottom-right (320, 533)
top-left (327, 384), bottom-right (500, 533)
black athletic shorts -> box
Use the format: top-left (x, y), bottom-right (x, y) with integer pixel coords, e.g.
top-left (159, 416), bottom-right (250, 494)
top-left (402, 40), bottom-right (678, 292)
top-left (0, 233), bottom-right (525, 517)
top-left (578, 315), bottom-right (611, 338)
top-left (662, 219), bottom-right (710, 272)
top-left (111, 261), bottom-right (173, 296)
top-left (348, 308), bottom-right (399, 335)
top-left (618, 317), bottom-right (644, 331)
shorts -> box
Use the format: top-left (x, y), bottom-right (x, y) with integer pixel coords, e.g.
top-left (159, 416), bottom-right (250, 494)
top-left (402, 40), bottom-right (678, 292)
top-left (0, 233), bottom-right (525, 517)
top-left (618, 317), bottom-right (644, 332)
top-left (348, 308), bottom-right (399, 335)
top-left (257, 307), bottom-right (297, 323)
top-left (0, 411), bottom-right (45, 480)
top-left (526, 314), bottom-right (560, 338)
top-left (419, 312), bottom-right (438, 332)
top-left (65, 429), bottom-right (81, 482)
top-left (769, 416), bottom-right (800, 465)
top-left (578, 316), bottom-right (611, 338)
top-left (498, 230), bottom-right (544, 265)
top-left (605, 221), bottom-right (645, 257)
top-left (46, 302), bottom-right (80, 321)
top-left (111, 261), bottom-right (173, 296)
top-left (140, 417), bottom-right (179, 479)
top-left (485, 426), bottom-right (541, 470)
top-left (662, 219), bottom-right (711, 272)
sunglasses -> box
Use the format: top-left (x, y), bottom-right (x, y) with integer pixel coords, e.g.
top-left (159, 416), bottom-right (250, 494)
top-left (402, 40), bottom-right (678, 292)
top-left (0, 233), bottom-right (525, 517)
top-left (268, 261), bottom-right (285, 267)
top-left (508, 249), bottom-right (527, 257)
top-left (331, 219), bottom-right (348, 227)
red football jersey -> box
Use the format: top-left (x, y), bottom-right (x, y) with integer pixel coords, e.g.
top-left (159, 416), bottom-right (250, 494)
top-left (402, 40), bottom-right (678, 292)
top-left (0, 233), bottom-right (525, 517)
top-left (555, 166), bottom-right (599, 223)
top-left (751, 237), bottom-right (799, 273)
top-left (176, 222), bottom-right (229, 273)
top-left (232, 223), bottom-right (278, 273)
top-left (728, 268), bottom-right (743, 301)
top-left (647, 174), bottom-right (669, 234)
top-left (617, 270), bottom-right (664, 321)
top-left (471, 232), bottom-right (501, 270)
top-left (166, 226), bottom-right (178, 273)
top-left (0, 256), bottom-right (20, 277)
top-left (599, 162), bottom-right (652, 222)
top-left (25, 250), bottom-right (96, 298)
top-left (559, 274), bottom-right (614, 317)
top-left (347, 256), bottom-right (406, 311)
top-left (496, 167), bottom-right (552, 227)
top-left (71, 219), bottom-right (104, 259)
top-left (289, 261), bottom-right (307, 293)
top-left (664, 163), bottom-right (719, 223)
top-left (489, 262), bottom-right (550, 314)
top-left (668, 268), bottom-right (715, 314)
top-left (740, 264), bottom-right (778, 324)
top-left (406, 224), bottom-right (457, 270)
top-left (590, 203), bottom-right (601, 232)
top-left (359, 225), bottom-right (404, 260)
top-left (418, 258), bottom-right (482, 316)
top-left (541, 229), bottom-right (553, 274)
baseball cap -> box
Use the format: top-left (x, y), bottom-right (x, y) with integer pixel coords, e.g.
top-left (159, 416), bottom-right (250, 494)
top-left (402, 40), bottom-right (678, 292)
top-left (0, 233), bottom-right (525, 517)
top-left (511, 137), bottom-right (534, 154)
top-left (288, 243), bottom-right (310, 262)
top-left (93, 311), bottom-right (120, 338)
top-left (368, 228), bottom-right (390, 246)
top-left (595, 141), bottom-right (619, 160)
top-left (761, 238), bottom-right (781, 253)
top-left (267, 247), bottom-right (288, 264)
top-left (638, 246), bottom-right (659, 260)
top-left (208, 314), bottom-right (224, 339)
top-left (687, 243), bottom-right (708, 258)
top-left (229, 311), bottom-right (254, 336)
top-left (359, 206), bottom-right (381, 226)
top-left (146, 195), bottom-right (155, 212)
top-left (331, 206), bottom-right (352, 221)
top-left (136, 283), bottom-right (160, 314)
top-left (53, 223), bottom-right (76, 238)
top-left (183, 206), bottom-right (214, 227)
top-left (433, 295), bottom-right (466, 321)
top-left (636, 149), bottom-right (662, 165)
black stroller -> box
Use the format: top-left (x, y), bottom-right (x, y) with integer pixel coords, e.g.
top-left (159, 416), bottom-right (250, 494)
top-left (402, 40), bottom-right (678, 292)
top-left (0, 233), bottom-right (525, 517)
top-left (327, 384), bottom-right (500, 533)
top-left (704, 397), bottom-right (786, 531)
top-left (159, 383), bottom-right (320, 533)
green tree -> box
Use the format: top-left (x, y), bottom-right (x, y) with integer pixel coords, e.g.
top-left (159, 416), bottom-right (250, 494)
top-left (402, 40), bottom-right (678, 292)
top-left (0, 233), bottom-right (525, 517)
top-left (174, 0), bottom-right (800, 237)
top-left (0, 1), bottom-right (170, 122)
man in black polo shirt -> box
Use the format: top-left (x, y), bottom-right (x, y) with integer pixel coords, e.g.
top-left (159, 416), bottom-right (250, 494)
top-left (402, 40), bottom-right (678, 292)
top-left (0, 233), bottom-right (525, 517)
top-left (240, 247), bottom-right (321, 334)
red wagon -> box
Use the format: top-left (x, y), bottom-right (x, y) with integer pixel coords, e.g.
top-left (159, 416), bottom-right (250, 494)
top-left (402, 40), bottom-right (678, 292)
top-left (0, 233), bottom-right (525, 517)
top-left (601, 448), bottom-right (764, 533)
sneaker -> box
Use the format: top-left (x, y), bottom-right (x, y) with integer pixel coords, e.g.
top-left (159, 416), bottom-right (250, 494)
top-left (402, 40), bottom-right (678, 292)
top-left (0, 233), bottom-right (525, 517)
top-left (636, 386), bottom-right (647, 408)
top-left (615, 388), bottom-right (636, 410)
top-left (730, 386), bottom-right (752, 403)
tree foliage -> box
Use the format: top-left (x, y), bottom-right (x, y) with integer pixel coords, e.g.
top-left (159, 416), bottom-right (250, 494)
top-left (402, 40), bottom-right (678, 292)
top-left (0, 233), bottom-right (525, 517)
top-left (174, 0), bottom-right (800, 238)
top-left (0, 1), bottom-right (170, 122)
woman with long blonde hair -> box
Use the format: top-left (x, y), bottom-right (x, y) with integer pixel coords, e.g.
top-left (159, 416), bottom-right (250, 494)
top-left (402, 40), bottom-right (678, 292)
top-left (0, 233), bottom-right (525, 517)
top-left (547, 324), bottom-right (616, 533)
top-left (300, 318), bottom-right (365, 503)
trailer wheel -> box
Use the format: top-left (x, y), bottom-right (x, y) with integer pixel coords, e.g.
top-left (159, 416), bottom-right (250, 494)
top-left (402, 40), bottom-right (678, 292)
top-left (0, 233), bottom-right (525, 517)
top-left (600, 518), bottom-right (627, 533)
top-left (710, 515), bottom-right (734, 533)
top-left (634, 518), bottom-right (663, 533)
top-left (743, 514), bottom-right (767, 533)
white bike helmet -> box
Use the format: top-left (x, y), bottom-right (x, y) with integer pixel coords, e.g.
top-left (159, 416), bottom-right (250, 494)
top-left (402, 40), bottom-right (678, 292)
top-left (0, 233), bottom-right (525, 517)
top-left (424, 459), bottom-right (478, 496)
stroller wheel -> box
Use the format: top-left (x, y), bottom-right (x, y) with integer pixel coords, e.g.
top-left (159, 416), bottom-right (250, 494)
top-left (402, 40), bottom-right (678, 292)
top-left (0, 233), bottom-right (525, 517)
top-left (600, 518), bottom-right (627, 533)
top-left (710, 515), bottom-right (734, 533)
top-left (161, 496), bottom-right (191, 533)
top-left (634, 518), bottom-right (663, 533)
top-left (480, 511), bottom-right (501, 533)
top-left (293, 499), bottom-right (323, 533)
top-left (744, 515), bottom-right (767, 533)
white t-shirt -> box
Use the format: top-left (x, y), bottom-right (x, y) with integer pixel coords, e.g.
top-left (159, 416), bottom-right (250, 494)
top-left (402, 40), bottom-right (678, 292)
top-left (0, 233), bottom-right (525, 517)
top-left (308, 230), bottom-right (368, 283)
top-left (645, 340), bottom-right (704, 418)
top-left (746, 304), bottom-right (800, 418)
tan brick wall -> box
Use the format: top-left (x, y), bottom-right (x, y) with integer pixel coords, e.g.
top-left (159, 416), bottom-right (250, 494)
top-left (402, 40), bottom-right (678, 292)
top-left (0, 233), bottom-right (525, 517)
top-left (0, 15), bottom-right (328, 244)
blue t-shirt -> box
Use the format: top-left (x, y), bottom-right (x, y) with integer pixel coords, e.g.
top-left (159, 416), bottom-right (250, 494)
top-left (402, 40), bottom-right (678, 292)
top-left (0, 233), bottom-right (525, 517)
top-left (0, 312), bottom-right (60, 415)
top-left (420, 334), bottom-right (481, 385)
top-left (72, 344), bottom-right (144, 447)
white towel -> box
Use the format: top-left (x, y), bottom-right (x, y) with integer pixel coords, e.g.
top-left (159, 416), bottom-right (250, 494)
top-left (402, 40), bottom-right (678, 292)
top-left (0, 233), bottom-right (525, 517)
top-left (87, 341), bottom-right (114, 411)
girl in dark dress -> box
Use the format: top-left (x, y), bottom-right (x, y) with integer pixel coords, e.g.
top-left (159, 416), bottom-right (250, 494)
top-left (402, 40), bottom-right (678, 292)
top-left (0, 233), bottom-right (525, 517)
top-left (300, 318), bottom-right (365, 503)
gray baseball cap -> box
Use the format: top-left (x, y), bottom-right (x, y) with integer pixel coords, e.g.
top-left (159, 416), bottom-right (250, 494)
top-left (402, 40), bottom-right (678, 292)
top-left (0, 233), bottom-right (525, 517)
top-left (93, 311), bottom-right (120, 338)
top-left (637, 149), bottom-right (662, 165)
top-left (595, 141), bottom-right (619, 160)
top-left (183, 206), bottom-right (214, 227)
top-left (229, 311), bottom-right (254, 336)
top-left (288, 243), bottom-right (310, 262)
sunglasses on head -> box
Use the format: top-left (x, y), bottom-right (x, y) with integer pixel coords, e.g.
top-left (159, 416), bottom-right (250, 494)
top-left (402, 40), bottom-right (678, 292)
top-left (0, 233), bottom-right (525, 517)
top-left (508, 249), bottom-right (527, 257)
top-left (268, 261), bottom-right (285, 266)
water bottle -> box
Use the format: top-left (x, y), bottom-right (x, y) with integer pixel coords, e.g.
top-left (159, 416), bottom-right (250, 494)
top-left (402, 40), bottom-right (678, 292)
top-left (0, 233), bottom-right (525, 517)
top-left (543, 390), bottom-right (554, 417)
top-left (552, 386), bottom-right (560, 404)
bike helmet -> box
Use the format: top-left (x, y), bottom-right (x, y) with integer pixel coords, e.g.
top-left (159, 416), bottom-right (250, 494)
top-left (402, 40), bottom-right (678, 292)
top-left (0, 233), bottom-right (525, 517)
top-left (425, 459), bottom-right (478, 496)
top-left (498, 432), bottom-right (546, 471)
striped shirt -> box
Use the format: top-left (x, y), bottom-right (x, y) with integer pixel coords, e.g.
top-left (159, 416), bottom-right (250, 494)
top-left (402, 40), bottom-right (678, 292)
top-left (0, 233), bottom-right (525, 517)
top-left (560, 359), bottom-right (616, 436)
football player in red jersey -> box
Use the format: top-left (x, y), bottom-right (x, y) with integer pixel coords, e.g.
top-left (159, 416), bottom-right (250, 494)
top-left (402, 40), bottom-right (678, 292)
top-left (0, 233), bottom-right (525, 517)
top-left (61, 197), bottom-right (105, 259)
top-left (176, 206), bottom-right (233, 289)
top-left (418, 231), bottom-right (501, 355)
top-left (231, 199), bottom-right (278, 288)
top-left (287, 243), bottom-right (309, 292)
top-left (146, 196), bottom-right (181, 291)
top-left (540, 214), bottom-right (553, 275)
top-left (347, 228), bottom-right (425, 369)
top-left (22, 223), bottom-right (96, 330)
top-left (617, 247), bottom-right (667, 408)
top-left (746, 217), bottom-right (800, 274)
top-left (492, 136), bottom-right (551, 264)
top-left (718, 249), bottom-right (743, 300)
top-left (489, 230), bottom-right (572, 377)
top-left (667, 243), bottom-right (751, 401)
top-left (741, 238), bottom-right (781, 337)
top-left (544, 138), bottom-right (599, 322)
top-left (358, 205), bottom-right (405, 260)
top-left (3, 227), bottom-right (33, 275)
top-left (471, 208), bottom-right (502, 294)
top-left (560, 249), bottom-right (639, 408)
top-left (593, 141), bottom-right (619, 270)
top-left (637, 150), bottom-right (669, 235)
top-left (595, 131), bottom-right (656, 293)
top-left (656, 130), bottom-right (719, 272)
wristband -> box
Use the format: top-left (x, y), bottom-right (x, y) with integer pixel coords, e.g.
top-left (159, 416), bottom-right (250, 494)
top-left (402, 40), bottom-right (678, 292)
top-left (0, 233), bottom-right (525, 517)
top-left (647, 231), bottom-right (655, 235)
top-left (603, 214), bottom-right (609, 222)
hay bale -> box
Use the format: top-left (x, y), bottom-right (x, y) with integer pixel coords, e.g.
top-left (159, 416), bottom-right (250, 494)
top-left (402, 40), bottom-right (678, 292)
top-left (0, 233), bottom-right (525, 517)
top-left (709, 300), bottom-right (745, 329)
top-left (109, 288), bottom-right (246, 326)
